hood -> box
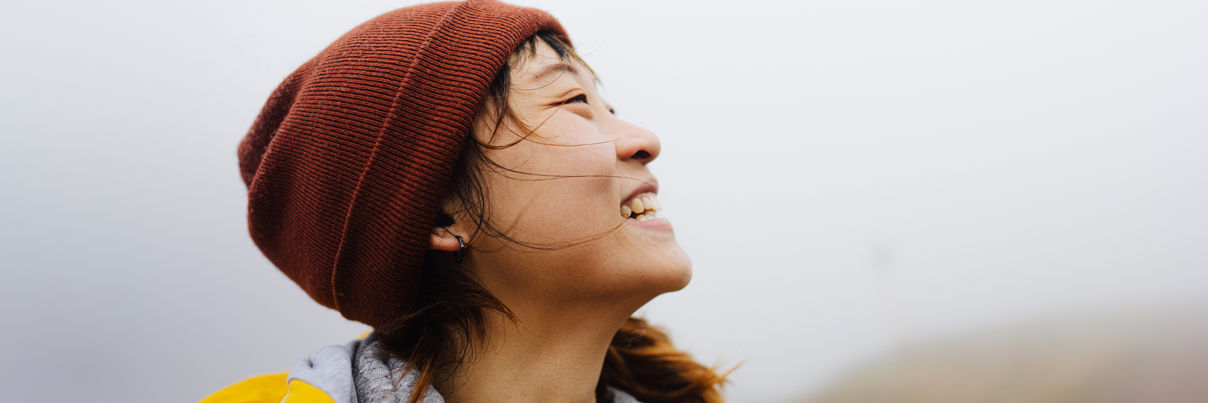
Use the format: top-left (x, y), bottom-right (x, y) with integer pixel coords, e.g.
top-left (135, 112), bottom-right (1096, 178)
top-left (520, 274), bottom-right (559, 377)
top-left (286, 333), bottom-right (642, 403)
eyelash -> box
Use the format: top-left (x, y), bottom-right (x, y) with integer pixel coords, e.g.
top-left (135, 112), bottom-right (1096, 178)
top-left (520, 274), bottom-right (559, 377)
top-left (559, 93), bottom-right (616, 115)
top-left (561, 93), bottom-right (589, 105)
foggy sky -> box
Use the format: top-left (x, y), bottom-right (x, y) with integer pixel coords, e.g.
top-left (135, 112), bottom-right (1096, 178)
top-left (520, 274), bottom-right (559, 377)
top-left (1, 0), bottom-right (1205, 401)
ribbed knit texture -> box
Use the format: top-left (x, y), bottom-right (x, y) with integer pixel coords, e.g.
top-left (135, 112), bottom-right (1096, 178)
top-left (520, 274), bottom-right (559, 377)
top-left (237, 0), bottom-right (568, 328)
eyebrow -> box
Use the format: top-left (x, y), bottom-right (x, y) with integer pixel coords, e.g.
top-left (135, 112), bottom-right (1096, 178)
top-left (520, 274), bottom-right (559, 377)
top-left (528, 61), bottom-right (579, 83)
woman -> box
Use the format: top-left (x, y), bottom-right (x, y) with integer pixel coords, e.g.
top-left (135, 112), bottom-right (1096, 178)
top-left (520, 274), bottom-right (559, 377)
top-left (205, 1), bottom-right (727, 402)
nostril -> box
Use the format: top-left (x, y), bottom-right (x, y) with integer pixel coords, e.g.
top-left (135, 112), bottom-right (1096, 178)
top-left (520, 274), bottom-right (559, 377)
top-left (631, 150), bottom-right (651, 160)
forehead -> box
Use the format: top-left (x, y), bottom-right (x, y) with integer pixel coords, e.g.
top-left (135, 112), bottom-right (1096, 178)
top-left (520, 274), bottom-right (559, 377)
top-left (510, 39), bottom-right (594, 86)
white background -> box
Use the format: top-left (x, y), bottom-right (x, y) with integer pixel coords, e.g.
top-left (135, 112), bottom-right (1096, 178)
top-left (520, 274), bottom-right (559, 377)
top-left (1, 1), bottom-right (1205, 402)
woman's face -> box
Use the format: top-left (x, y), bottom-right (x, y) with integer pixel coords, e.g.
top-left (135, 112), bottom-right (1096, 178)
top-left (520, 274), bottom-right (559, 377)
top-left (457, 39), bottom-right (691, 308)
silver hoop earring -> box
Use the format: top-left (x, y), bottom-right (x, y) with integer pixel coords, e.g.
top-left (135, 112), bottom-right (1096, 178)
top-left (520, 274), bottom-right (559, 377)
top-left (453, 235), bottom-right (466, 264)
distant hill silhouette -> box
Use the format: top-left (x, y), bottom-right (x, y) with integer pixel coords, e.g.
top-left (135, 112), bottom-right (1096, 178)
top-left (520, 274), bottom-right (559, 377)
top-left (803, 306), bottom-right (1208, 403)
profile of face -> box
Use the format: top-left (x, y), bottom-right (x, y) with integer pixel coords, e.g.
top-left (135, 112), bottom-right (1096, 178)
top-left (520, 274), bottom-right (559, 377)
top-left (435, 39), bottom-right (692, 311)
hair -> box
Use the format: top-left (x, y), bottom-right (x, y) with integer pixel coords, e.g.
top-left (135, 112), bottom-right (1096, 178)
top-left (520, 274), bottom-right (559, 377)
top-left (374, 32), bottom-right (731, 403)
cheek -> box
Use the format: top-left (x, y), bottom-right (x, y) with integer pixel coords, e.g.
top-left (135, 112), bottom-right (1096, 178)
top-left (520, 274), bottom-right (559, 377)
top-left (482, 142), bottom-right (619, 244)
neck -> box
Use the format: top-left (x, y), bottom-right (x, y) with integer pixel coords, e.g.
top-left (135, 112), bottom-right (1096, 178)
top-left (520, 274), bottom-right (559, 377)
top-left (436, 296), bottom-right (637, 403)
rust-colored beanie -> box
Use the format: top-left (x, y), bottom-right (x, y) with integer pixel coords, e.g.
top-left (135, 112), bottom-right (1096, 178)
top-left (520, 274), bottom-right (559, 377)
top-left (237, 0), bottom-right (568, 329)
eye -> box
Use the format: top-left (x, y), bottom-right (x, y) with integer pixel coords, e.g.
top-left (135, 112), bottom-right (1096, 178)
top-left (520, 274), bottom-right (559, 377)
top-left (560, 93), bottom-right (589, 105)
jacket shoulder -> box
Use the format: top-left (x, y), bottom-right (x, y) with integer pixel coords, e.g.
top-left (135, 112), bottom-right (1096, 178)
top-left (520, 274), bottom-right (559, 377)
top-left (201, 331), bottom-right (371, 403)
top-left (200, 371), bottom-right (336, 403)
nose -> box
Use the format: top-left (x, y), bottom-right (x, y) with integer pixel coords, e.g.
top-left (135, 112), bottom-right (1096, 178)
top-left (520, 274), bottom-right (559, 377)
top-left (611, 117), bottom-right (661, 165)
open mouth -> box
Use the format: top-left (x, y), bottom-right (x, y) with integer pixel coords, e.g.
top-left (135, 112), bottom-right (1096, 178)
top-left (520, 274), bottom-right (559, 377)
top-left (620, 192), bottom-right (660, 221)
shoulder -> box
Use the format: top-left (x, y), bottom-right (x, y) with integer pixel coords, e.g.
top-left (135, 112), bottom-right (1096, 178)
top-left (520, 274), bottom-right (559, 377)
top-left (201, 332), bottom-right (642, 403)
top-left (199, 370), bottom-right (336, 403)
top-left (200, 335), bottom-right (369, 403)
top-left (200, 372), bottom-right (290, 403)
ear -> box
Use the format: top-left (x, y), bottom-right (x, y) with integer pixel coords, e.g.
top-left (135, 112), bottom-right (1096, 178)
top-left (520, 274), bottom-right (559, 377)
top-left (429, 227), bottom-right (464, 252)
top-left (430, 197), bottom-right (468, 252)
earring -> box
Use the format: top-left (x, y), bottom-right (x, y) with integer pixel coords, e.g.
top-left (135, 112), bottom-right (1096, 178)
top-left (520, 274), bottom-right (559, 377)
top-left (453, 235), bottom-right (466, 264)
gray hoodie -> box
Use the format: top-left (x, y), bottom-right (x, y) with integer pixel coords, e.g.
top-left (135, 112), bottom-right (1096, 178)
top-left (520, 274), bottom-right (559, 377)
top-left (286, 334), bottom-right (642, 403)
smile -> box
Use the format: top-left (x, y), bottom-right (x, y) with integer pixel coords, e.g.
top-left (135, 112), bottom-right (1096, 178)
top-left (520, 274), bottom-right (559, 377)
top-left (620, 192), bottom-right (660, 221)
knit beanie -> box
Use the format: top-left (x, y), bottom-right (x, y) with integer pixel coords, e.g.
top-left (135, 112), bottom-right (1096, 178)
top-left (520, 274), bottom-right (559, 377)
top-left (237, 0), bottom-right (568, 329)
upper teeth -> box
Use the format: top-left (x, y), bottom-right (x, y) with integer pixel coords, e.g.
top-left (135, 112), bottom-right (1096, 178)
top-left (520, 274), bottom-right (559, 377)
top-left (621, 193), bottom-right (660, 220)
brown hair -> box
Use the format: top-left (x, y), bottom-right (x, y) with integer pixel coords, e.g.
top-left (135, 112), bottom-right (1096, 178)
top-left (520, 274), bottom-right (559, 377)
top-left (375, 32), bottom-right (731, 403)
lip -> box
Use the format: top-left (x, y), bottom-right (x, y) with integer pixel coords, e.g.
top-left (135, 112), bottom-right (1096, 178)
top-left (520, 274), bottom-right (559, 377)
top-left (627, 216), bottom-right (673, 231)
top-left (622, 177), bottom-right (659, 205)
top-left (621, 177), bottom-right (671, 231)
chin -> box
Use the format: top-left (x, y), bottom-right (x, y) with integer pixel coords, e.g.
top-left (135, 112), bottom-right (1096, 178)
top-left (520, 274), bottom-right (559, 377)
top-left (646, 249), bottom-right (694, 295)
top-left (669, 261), bottom-right (694, 291)
top-left (574, 242), bottom-right (694, 302)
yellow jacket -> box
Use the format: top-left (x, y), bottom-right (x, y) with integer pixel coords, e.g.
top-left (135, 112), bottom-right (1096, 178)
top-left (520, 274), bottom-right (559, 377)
top-left (202, 371), bottom-right (326, 403)
top-left (201, 332), bottom-right (378, 403)
top-left (201, 332), bottom-right (643, 403)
